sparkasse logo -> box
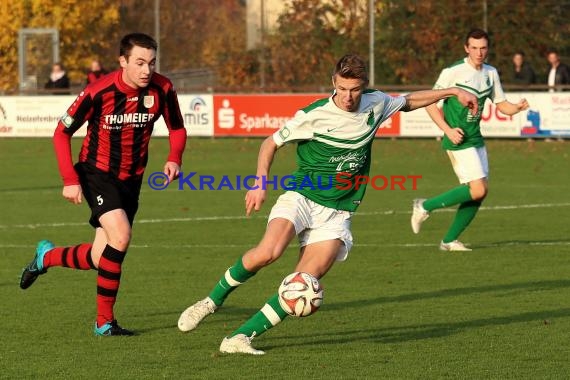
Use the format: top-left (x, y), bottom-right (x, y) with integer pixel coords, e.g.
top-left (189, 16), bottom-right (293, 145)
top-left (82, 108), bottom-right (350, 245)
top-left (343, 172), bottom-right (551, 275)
top-left (218, 99), bottom-right (235, 129)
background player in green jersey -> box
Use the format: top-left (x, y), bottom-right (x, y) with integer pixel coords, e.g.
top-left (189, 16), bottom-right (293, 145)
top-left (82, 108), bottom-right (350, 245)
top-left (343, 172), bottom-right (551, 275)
top-left (411, 29), bottom-right (529, 251)
top-left (178, 54), bottom-right (478, 355)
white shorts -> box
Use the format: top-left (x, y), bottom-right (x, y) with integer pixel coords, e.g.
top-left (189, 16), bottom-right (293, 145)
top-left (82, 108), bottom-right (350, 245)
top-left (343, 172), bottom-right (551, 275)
top-left (446, 146), bottom-right (489, 184)
top-left (268, 191), bottom-right (353, 261)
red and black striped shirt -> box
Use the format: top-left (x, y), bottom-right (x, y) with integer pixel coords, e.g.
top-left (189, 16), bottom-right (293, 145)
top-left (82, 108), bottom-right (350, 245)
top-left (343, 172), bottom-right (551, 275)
top-left (53, 70), bottom-right (187, 185)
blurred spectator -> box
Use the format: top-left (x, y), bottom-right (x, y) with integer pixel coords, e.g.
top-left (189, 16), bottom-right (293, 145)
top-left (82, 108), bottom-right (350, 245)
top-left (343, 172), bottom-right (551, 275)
top-left (510, 51), bottom-right (536, 86)
top-left (546, 50), bottom-right (570, 92)
top-left (44, 62), bottom-right (70, 94)
top-left (86, 59), bottom-right (107, 84)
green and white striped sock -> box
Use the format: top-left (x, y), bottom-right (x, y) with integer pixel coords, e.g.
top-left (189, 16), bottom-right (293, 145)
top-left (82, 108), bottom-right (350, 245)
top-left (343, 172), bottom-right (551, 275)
top-left (230, 293), bottom-right (288, 338)
top-left (208, 256), bottom-right (256, 306)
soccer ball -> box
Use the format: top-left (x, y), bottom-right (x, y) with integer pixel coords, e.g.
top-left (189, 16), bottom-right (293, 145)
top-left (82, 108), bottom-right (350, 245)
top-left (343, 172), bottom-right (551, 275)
top-left (278, 272), bottom-right (323, 317)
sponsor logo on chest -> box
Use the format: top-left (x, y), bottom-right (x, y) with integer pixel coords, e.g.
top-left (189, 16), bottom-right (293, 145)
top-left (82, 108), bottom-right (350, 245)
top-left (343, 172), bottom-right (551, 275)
top-left (103, 113), bottom-right (155, 130)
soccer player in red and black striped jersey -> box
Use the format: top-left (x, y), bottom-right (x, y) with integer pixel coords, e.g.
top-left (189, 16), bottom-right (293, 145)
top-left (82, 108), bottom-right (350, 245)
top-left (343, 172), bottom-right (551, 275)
top-left (20, 33), bottom-right (187, 336)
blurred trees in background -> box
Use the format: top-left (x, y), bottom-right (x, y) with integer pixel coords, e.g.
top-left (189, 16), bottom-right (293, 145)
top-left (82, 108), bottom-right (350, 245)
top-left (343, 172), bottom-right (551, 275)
top-left (118, 0), bottom-right (259, 88)
top-left (0, 0), bottom-right (568, 93)
top-left (375, 0), bottom-right (570, 86)
top-left (265, 0), bottom-right (368, 89)
top-left (0, 0), bottom-right (120, 92)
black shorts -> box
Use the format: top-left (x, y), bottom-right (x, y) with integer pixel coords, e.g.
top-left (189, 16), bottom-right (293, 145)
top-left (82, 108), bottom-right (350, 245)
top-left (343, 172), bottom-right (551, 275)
top-left (75, 163), bottom-right (142, 228)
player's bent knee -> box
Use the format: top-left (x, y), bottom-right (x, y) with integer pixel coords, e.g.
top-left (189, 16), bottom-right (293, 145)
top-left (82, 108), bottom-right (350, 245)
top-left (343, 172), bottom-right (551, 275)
top-left (469, 182), bottom-right (488, 201)
top-left (108, 240), bottom-right (130, 252)
top-left (106, 231), bottom-right (132, 251)
top-left (471, 188), bottom-right (488, 201)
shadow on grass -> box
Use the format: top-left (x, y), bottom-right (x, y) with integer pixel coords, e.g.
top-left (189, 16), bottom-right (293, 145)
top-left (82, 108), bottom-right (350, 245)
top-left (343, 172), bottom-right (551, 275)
top-left (265, 307), bottom-right (570, 349)
top-left (134, 305), bottom-right (262, 333)
top-left (259, 279), bottom-right (570, 349)
top-left (476, 238), bottom-right (570, 248)
top-left (322, 279), bottom-right (570, 312)
top-left (140, 280), bottom-right (570, 336)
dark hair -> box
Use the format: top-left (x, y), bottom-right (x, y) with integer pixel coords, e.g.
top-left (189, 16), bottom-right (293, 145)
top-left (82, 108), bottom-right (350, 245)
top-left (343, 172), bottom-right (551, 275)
top-left (332, 54), bottom-right (369, 84)
top-left (120, 33), bottom-right (158, 58)
top-left (514, 51), bottom-right (525, 57)
top-left (547, 49), bottom-right (559, 56)
top-left (464, 28), bottom-right (489, 46)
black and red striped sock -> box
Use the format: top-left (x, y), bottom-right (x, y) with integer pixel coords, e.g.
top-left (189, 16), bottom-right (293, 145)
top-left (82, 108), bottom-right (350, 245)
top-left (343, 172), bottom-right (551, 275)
top-left (43, 244), bottom-right (95, 270)
top-left (96, 245), bottom-right (126, 328)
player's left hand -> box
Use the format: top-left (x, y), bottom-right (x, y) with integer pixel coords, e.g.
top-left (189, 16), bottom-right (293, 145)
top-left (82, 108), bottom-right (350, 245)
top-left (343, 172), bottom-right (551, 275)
top-left (456, 89), bottom-right (479, 116)
top-left (163, 161), bottom-right (181, 183)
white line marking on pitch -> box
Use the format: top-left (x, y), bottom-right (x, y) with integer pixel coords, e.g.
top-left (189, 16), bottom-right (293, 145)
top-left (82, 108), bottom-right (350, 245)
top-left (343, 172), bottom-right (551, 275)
top-left (0, 202), bottom-right (568, 230)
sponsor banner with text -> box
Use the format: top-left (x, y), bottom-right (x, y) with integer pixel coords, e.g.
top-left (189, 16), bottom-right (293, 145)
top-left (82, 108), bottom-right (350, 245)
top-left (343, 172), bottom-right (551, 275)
top-left (399, 92), bottom-right (570, 138)
top-left (1, 92), bottom-right (568, 138)
top-left (213, 94), bottom-right (326, 137)
top-left (152, 94), bottom-right (214, 137)
top-left (399, 98), bottom-right (522, 137)
top-left (0, 94), bottom-right (214, 138)
top-left (518, 92), bottom-right (570, 136)
top-left (0, 95), bottom-right (86, 137)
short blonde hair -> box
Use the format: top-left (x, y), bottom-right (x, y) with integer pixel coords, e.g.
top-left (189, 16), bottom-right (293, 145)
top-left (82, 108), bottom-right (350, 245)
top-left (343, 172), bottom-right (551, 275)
top-left (333, 54), bottom-right (369, 84)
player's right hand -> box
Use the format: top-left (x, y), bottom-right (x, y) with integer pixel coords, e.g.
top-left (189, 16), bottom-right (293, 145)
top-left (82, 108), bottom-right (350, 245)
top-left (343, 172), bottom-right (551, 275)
top-left (456, 89), bottom-right (479, 116)
top-left (446, 128), bottom-right (464, 145)
top-left (63, 184), bottom-right (83, 204)
top-left (245, 188), bottom-right (266, 216)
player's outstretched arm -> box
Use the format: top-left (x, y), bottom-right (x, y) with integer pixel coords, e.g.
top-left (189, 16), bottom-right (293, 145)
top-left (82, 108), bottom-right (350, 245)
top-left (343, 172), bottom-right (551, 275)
top-left (245, 136), bottom-right (279, 216)
top-left (496, 98), bottom-right (529, 116)
top-left (403, 88), bottom-right (478, 116)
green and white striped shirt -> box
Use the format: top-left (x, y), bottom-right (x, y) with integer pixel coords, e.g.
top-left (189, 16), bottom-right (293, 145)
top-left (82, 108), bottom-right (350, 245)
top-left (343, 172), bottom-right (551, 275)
top-left (273, 90), bottom-right (406, 211)
top-left (434, 57), bottom-right (506, 150)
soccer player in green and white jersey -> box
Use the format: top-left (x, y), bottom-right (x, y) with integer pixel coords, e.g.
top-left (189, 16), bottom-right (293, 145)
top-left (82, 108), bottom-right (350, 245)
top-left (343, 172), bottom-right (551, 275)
top-left (411, 29), bottom-right (529, 251)
top-left (178, 54), bottom-right (479, 355)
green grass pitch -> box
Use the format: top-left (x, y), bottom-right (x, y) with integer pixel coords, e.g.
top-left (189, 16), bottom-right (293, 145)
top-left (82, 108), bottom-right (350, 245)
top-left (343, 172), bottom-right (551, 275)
top-left (1, 137), bottom-right (569, 379)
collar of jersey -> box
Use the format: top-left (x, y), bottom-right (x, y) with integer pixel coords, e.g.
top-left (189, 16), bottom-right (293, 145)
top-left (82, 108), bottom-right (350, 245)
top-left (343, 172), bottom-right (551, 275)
top-left (115, 71), bottom-right (142, 94)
